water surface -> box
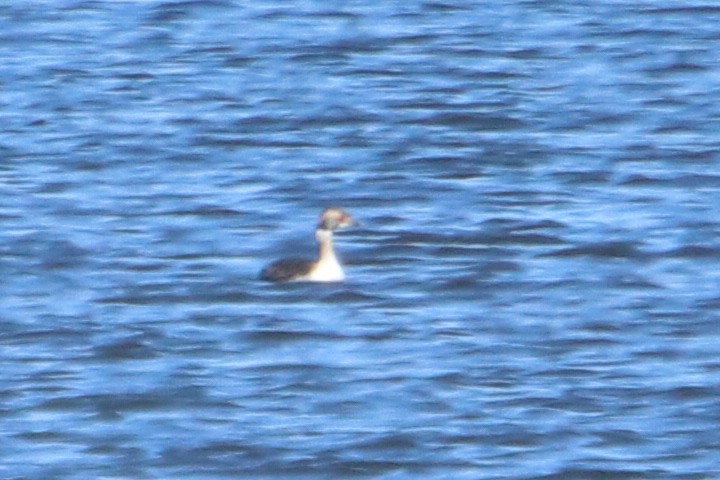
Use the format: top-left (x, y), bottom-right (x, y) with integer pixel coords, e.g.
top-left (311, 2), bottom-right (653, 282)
top-left (2, 1), bottom-right (720, 479)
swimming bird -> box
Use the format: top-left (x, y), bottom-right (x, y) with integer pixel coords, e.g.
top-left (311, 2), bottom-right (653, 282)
top-left (260, 208), bottom-right (357, 282)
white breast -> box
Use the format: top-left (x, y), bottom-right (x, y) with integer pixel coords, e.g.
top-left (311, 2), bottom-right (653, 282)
top-left (306, 256), bottom-right (345, 282)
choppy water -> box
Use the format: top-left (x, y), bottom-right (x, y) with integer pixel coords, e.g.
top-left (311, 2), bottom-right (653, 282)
top-left (2, 1), bottom-right (720, 479)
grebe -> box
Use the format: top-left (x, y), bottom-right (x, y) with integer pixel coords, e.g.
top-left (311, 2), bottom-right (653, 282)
top-left (260, 208), bottom-right (357, 282)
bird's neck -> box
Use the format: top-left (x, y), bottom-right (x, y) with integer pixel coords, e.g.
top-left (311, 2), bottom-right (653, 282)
top-left (315, 229), bottom-right (337, 262)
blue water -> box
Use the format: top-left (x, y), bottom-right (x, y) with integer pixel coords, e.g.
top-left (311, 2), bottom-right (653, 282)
top-left (2, 1), bottom-right (720, 479)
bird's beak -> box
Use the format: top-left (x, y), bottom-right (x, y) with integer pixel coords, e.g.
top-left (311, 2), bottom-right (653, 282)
top-left (342, 216), bottom-right (358, 228)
